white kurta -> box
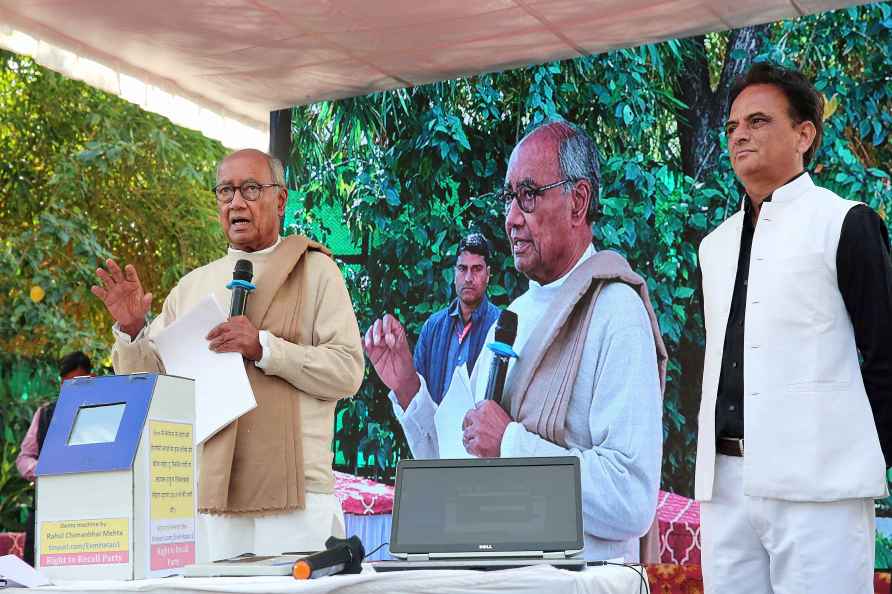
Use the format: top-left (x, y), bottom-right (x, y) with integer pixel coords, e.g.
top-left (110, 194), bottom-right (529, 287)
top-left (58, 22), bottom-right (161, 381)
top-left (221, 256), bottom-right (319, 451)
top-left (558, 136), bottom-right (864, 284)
top-left (390, 246), bottom-right (664, 561)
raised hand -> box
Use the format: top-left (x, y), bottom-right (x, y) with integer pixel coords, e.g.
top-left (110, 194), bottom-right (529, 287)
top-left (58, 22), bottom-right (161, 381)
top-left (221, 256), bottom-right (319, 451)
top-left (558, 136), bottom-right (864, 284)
top-left (363, 313), bottom-right (419, 408)
top-left (91, 259), bottom-right (152, 339)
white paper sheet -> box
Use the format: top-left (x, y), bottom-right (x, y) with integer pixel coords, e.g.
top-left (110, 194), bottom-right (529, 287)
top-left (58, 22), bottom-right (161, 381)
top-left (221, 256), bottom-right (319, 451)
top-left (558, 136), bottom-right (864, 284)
top-left (0, 554), bottom-right (52, 587)
top-left (153, 295), bottom-right (256, 443)
top-left (433, 365), bottom-right (476, 459)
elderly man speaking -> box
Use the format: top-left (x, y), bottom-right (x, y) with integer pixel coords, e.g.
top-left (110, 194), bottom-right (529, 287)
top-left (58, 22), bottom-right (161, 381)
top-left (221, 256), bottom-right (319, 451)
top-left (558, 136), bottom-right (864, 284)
top-left (365, 121), bottom-right (666, 561)
top-left (92, 149), bottom-right (364, 561)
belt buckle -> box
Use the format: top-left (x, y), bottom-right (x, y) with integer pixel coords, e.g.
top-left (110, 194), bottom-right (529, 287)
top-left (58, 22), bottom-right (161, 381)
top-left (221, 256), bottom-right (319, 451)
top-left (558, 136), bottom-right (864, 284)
top-left (719, 437), bottom-right (744, 456)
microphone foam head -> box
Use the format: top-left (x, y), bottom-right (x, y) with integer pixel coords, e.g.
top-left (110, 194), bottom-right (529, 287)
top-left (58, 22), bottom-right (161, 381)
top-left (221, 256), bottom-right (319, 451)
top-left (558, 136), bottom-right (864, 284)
top-left (494, 310), bottom-right (518, 346)
top-left (233, 259), bottom-right (253, 282)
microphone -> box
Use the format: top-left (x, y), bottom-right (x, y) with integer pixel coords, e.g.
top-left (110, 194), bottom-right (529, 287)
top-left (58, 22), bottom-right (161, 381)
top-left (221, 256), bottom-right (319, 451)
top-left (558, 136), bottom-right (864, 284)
top-left (226, 259), bottom-right (255, 318)
top-left (483, 310), bottom-right (519, 404)
top-left (292, 536), bottom-right (364, 580)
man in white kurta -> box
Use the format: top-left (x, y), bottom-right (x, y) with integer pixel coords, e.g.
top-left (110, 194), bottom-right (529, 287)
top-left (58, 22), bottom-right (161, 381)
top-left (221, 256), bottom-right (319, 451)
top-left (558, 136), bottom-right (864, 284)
top-left (696, 63), bottom-right (891, 593)
top-left (365, 121), bottom-right (666, 561)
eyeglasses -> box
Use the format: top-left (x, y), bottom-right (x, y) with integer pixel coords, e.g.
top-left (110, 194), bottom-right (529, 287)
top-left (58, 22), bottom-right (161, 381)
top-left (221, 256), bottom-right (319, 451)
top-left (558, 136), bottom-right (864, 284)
top-left (499, 179), bottom-right (573, 215)
top-left (213, 182), bottom-right (281, 204)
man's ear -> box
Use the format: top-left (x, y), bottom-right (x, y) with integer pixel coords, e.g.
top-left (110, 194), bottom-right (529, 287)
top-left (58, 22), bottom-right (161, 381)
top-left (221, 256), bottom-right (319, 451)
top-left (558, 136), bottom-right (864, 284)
top-left (570, 180), bottom-right (591, 224)
top-left (797, 120), bottom-right (817, 157)
top-left (276, 187), bottom-right (287, 217)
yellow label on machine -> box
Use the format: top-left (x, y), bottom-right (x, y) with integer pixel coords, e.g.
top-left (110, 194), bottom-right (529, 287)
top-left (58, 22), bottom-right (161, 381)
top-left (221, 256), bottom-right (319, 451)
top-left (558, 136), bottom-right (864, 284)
top-left (40, 518), bottom-right (129, 566)
top-left (149, 420), bottom-right (194, 520)
top-left (148, 420), bottom-right (196, 572)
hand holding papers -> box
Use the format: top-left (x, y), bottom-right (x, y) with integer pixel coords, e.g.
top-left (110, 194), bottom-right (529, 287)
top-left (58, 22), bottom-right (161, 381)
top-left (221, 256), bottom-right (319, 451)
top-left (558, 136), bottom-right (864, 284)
top-left (434, 365), bottom-right (476, 459)
top-left (153, 296), bottom-right (256, 443)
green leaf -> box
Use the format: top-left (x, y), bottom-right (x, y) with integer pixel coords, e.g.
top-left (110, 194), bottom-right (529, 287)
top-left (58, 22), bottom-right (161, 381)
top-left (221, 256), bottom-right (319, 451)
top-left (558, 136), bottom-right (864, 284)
top-left (622, 104), bottom-right (634, 126)
top-left (384, 188), bottom-right (401, 206)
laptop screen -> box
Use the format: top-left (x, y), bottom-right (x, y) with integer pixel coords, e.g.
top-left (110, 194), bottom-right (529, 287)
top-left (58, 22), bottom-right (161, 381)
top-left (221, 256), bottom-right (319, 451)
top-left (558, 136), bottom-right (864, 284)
top-left (390, 457), bottom-right (583, 555)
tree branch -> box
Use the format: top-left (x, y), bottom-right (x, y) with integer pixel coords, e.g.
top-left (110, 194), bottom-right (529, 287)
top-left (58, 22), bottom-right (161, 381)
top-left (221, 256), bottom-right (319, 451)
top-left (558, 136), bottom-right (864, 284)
top-left (715, 24), bottom-right (771, 124)
top-left (675, 36), bottom-right (712, 179)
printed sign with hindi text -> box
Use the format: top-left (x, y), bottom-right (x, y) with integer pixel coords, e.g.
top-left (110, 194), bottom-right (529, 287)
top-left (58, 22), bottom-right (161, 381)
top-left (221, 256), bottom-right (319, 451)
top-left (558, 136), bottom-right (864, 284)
top-left (147, 420), bottom-right (196, 574)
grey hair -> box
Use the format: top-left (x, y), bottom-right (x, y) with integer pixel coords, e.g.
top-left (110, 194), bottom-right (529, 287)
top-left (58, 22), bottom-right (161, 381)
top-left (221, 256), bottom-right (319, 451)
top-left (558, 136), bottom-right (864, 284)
top-left (526, 120), bottom-right (601, 222)
top-left (216, 149), bottom-right (286, 188)
top-left (267, 154), bottom-right (286, 187)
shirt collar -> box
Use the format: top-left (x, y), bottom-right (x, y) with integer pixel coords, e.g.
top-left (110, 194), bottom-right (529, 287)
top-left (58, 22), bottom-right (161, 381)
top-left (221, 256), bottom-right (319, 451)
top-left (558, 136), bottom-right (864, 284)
top-left (448, 295), bottom-right (491, 323)
top-left (741, 171), bottom-right (811, 215)
top-left (529, 243), bottom-right (597, 291)
top-left (228, 235), bottom-right (282, 256)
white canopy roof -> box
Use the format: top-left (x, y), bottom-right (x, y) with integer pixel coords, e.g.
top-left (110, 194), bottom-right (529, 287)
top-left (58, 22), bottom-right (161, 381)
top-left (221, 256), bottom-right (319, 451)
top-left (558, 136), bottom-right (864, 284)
top-left (0, 0), bottom-right (868, 149)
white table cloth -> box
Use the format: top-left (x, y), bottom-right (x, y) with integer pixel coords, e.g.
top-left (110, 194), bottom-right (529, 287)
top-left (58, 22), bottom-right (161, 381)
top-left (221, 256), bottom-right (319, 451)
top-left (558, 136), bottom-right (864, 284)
top-left (7, 564), bottom-right (647, 594)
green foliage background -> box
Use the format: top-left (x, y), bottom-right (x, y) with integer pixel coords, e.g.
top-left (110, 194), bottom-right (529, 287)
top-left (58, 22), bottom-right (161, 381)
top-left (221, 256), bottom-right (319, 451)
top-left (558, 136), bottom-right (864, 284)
top-left (0, 50), bottom-right (227, 363)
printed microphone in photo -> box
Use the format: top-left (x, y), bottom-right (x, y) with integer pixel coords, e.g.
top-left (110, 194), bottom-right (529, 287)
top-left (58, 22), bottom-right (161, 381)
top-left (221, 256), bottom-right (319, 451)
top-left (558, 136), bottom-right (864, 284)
top-left (483, 310), bottom-right (519, 404)
top-left (227, 259), bottom-right (255, 317)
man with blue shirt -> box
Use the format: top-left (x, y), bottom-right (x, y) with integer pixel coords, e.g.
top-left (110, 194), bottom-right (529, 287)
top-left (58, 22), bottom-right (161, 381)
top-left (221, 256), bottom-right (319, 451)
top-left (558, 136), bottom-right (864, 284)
top-left (366, 233), bottom-right (499, 407)
top-left (412, 233), bottom-right (501, 405)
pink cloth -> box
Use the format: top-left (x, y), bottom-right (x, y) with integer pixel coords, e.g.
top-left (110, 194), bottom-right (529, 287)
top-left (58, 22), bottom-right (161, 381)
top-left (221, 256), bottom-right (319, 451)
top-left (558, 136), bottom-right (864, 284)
top-left (0, 532), bottom-right (25, 559)
top-left (333, 471), bottom-right (394, 515)
top-left (655, 490), bottom-right (702, 565)
top-left (656, 489), bottom-right (700, 524)
top-left (15, 408), bottom-right (42, 481)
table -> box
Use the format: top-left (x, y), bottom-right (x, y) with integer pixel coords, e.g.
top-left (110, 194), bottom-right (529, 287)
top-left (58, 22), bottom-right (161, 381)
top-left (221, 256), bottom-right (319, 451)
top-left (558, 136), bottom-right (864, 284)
top-left (6, 564), bottom-right (648, 593)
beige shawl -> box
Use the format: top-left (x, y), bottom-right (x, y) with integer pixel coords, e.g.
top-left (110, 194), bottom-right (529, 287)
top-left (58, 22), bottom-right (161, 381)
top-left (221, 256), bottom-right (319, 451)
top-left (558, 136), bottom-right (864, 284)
top-left (503, 250), bottom-right (668, 447)
top-left (199, 235), bottom-right (330, 514)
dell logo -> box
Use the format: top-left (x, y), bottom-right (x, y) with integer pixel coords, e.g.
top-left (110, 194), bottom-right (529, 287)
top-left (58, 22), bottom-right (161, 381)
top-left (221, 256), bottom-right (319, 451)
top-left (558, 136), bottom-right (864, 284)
top-left (478, 544), bottom-right (494, 550)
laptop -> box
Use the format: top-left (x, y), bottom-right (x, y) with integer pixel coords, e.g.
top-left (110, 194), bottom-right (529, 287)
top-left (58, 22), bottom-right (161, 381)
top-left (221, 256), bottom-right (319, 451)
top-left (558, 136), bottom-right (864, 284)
top-left (371, 456), bottom-right (586, 571)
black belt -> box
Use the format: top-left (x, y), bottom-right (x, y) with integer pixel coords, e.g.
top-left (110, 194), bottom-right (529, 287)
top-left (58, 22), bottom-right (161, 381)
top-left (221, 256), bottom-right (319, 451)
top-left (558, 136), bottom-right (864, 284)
top-left (717, 437), bottom-right (744, 457)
